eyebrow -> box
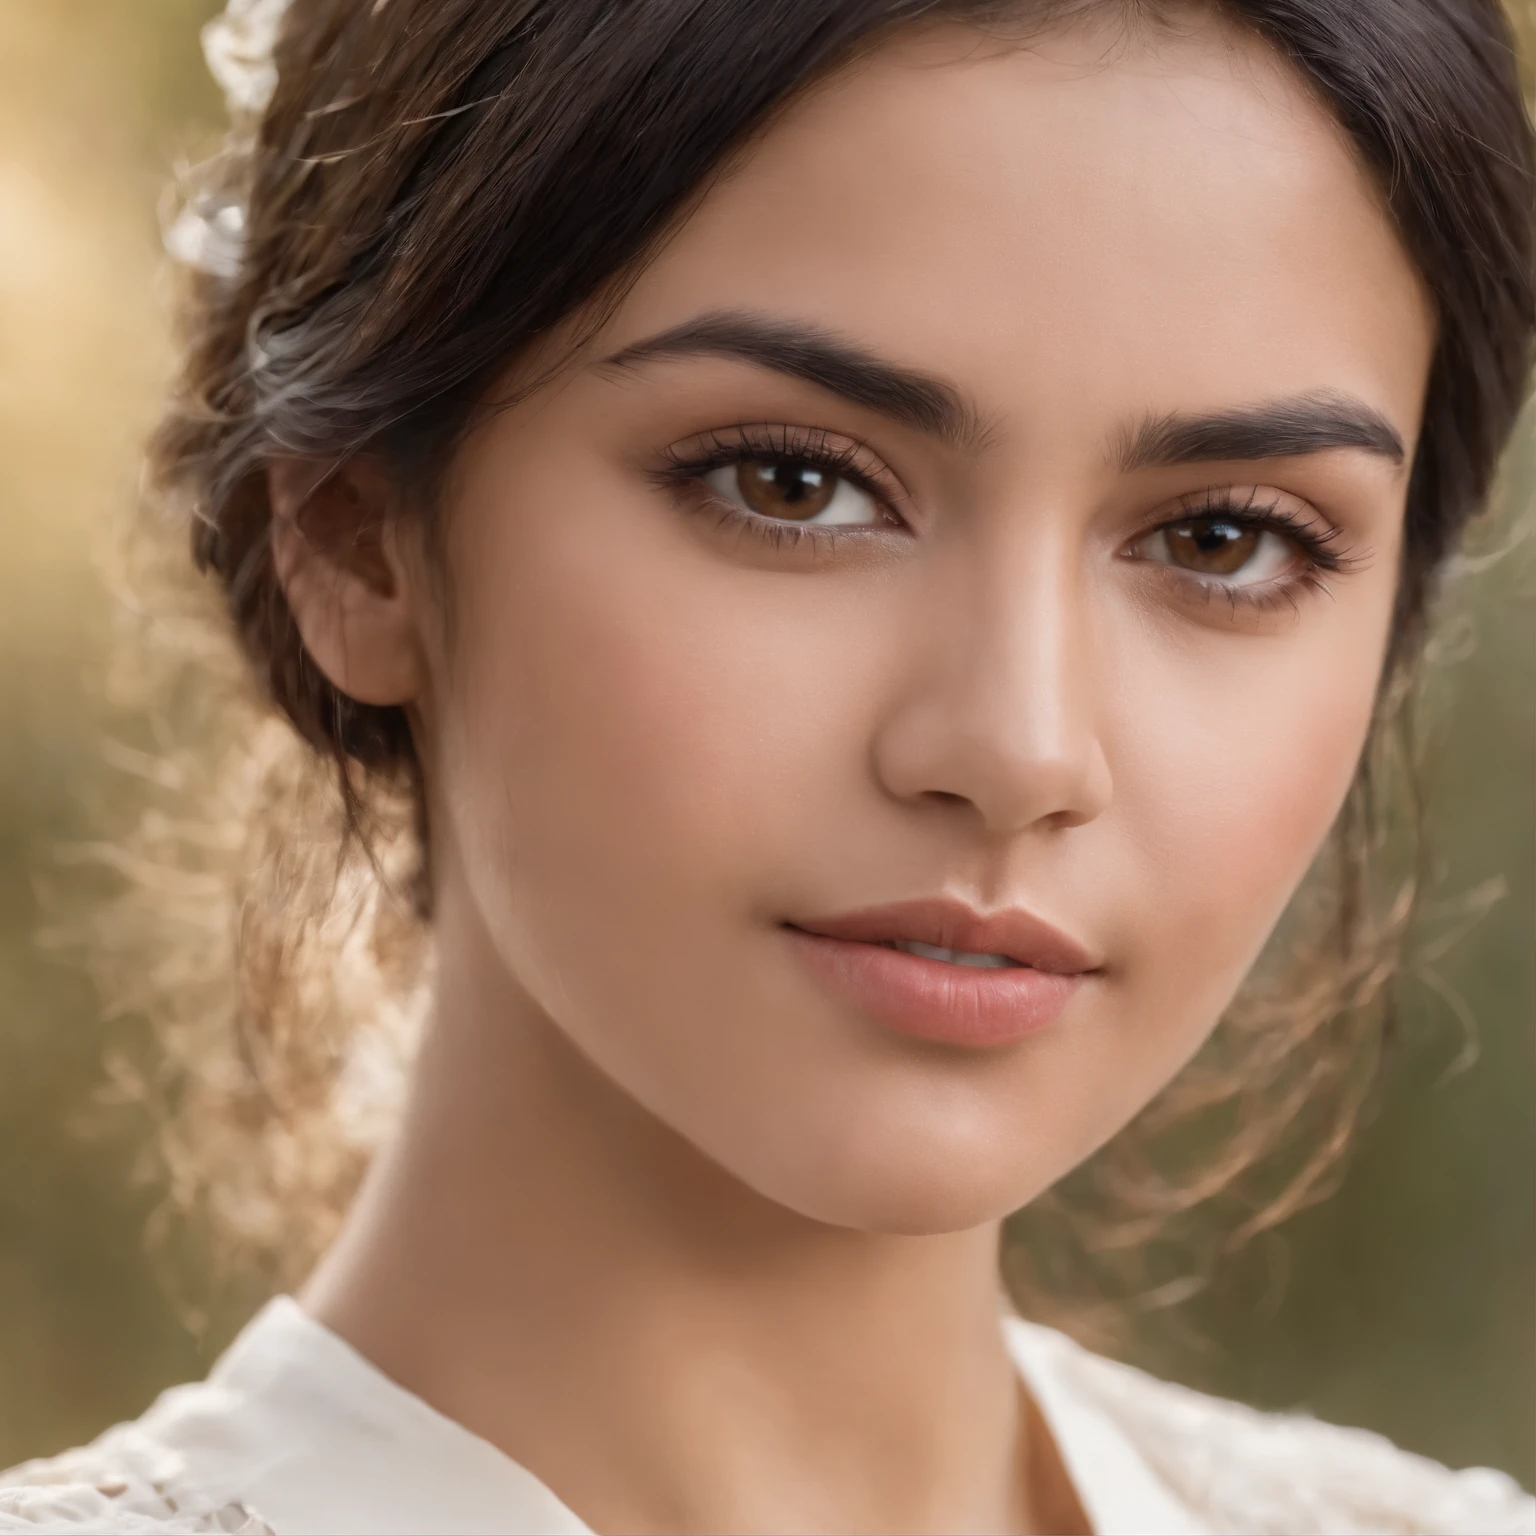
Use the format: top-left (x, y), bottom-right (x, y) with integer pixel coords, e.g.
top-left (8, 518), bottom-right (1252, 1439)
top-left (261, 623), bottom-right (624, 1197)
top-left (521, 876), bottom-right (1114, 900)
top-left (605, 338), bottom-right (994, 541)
top-left (1117, 391), bottom-right (1406, 472)
top-left (598, 310), bottom-right (986, 451)
top-left (601, 314), bottom-right (1406, 474)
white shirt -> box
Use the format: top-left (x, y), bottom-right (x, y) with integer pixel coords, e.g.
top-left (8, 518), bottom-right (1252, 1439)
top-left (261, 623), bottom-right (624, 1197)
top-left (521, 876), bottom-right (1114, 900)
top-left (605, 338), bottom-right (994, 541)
top-left (1, 1296), bottom-right (1530, 1535)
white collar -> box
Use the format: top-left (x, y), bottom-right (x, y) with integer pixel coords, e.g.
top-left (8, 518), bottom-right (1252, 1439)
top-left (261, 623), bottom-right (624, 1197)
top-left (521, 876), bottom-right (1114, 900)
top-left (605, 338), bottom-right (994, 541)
top-left (133, 1295), bottom-right (1201, 1536)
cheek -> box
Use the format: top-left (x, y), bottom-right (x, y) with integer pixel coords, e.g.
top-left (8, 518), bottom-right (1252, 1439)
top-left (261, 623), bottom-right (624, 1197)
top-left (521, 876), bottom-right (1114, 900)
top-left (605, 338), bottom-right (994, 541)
top-left (1023, 605), bottom-right (1398, 1183)
top-left (434, 451), bottom-right (846, 1006)
top-left (434, 460), bottom-right (936, 1221)
top-left (1109, 608), bottom-right (1392, 1034)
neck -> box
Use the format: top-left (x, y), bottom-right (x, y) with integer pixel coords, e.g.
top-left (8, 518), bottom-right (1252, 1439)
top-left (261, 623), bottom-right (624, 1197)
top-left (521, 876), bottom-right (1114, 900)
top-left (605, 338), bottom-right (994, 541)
top-left (303, 897), bottom-right (1047, 1535)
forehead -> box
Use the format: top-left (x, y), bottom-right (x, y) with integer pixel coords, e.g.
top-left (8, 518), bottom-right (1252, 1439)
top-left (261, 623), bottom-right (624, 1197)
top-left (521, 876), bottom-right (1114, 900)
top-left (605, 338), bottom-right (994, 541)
top-left (601, 14), bottom-right (1434, 449)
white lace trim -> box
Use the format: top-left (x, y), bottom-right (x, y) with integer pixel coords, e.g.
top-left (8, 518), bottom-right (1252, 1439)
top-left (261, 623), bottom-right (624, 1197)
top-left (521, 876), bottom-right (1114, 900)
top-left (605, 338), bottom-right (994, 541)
top-left (0, 1433), bottom-right (270, 1535)
top-left (1038, 1331), bottom-right (1536, 1536)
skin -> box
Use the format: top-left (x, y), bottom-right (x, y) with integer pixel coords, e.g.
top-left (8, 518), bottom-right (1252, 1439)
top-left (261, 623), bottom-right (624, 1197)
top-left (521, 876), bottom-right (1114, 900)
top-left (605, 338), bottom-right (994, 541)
top-left (276, 12), bottom-right (1435, 1535)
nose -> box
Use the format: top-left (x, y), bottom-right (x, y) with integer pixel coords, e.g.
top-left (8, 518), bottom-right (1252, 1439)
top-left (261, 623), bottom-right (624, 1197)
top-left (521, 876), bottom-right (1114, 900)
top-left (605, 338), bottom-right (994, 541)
top-left (870, 537), bottom-right (1113, 838)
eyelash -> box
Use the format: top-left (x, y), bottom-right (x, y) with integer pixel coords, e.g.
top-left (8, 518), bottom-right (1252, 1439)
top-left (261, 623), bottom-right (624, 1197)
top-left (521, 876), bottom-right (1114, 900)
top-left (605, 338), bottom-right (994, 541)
top-left (1145, 485), bottom-right (1364, 613)
top-left (651, 427), bottom-right (1362, 607)
top-left (651, 424), bottom-right (902, 553)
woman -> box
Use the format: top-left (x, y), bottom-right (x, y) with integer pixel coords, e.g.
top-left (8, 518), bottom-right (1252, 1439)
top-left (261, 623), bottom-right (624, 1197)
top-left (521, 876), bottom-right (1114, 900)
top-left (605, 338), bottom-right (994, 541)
top-left (2, 0), bottom-right (1533, 1530)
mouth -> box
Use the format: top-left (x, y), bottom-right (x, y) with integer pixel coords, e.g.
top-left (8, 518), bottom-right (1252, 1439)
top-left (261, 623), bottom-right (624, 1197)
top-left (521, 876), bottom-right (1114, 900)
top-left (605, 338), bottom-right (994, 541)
top-left (783, 897), bottom-right (1096, 1048)
top-left (788, 895), bottom-right (1096, 974)
top-left (878, 939), bottom-right (1022, 969)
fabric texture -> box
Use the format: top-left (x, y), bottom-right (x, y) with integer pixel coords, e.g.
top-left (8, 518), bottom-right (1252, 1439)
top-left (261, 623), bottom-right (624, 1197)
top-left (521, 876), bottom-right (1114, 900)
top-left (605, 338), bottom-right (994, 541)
top-left (2, 1296), bottom-right (1531, 1536)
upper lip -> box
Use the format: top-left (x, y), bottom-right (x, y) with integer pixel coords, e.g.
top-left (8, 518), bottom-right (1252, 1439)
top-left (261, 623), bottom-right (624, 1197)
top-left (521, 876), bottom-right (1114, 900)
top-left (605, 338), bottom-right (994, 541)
top-left (789, 896), bottom-right (1098, 975)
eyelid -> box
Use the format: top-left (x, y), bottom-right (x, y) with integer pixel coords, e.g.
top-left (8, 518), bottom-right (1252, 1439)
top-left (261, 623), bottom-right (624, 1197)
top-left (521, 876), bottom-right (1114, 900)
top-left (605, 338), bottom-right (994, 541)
top-left (1136, 484), bottom-right (1357, 571)
top-left (1120, 483), bottom-right (1371, 621)
top-left (656, 423), bottom-right (912, 520)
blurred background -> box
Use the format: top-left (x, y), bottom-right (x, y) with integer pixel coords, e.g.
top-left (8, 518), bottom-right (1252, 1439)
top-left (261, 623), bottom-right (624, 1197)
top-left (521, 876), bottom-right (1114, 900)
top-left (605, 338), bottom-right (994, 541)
top-left (0, 0), bottom-right (1531, 1489)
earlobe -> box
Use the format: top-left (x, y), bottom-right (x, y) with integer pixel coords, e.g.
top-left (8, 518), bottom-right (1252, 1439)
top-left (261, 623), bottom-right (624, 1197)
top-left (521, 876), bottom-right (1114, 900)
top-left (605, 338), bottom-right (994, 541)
top-left (268, 457), bottom-right (429, 709)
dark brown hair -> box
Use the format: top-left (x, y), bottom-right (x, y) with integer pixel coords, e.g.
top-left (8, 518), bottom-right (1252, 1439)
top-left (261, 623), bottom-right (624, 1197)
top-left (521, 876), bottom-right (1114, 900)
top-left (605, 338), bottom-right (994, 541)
top-left (124, 0), bottom-right (1534, 1289)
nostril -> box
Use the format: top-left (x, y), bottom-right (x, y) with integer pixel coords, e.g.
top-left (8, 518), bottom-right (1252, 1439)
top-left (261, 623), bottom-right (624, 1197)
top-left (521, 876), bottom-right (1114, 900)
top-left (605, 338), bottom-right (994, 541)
top-left (922, 789), bottom-right (970, 809)
top-left (1044, 806), bottom-right (1092, 831)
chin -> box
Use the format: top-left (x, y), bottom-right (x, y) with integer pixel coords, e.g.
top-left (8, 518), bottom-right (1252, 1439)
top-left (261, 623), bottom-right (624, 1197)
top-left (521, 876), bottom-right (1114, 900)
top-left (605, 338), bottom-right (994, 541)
top-left (715, 1094), bottom-right (1056, 1237)
top-left (768, 1161), bottom-right (1041, 1238)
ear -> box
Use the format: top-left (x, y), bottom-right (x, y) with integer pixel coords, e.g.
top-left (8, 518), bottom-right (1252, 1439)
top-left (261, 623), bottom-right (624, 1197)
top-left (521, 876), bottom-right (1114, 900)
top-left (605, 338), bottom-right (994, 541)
top-left (269, 457), bottom-right (429, 709)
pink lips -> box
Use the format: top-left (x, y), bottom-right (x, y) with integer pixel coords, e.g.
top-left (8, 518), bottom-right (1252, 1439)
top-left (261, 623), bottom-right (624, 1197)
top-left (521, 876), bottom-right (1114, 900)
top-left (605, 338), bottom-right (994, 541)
top-left (784, 896), bottom-right (1096, 1048)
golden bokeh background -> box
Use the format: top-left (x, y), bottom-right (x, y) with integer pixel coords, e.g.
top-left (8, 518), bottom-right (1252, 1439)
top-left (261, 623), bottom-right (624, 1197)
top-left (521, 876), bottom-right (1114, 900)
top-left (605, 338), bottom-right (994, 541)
top-left (0, 0), bottom-right (1531, 1486)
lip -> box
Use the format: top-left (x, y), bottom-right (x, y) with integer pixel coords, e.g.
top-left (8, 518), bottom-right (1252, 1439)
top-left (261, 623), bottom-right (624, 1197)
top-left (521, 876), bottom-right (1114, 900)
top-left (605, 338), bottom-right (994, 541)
top-left (784, 896), bottom-right (1097, 1048)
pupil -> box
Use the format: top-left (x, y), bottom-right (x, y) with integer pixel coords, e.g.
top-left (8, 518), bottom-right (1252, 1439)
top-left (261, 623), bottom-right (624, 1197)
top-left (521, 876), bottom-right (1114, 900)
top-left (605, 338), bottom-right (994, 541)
top-left (773, 462), bottom-right (821, 502)
top-left (1194, 521), bottom-right (1239, 551)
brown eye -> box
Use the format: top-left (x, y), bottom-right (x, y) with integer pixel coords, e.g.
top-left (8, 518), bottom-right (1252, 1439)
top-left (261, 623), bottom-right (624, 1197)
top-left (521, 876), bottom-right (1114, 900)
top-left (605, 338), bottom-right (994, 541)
top-left (736, 459), bottom-right (837, 521)
top-left (1163, 518), bottom-right (1262, 576)
top-left (702, 455), bottom-right (884, 527)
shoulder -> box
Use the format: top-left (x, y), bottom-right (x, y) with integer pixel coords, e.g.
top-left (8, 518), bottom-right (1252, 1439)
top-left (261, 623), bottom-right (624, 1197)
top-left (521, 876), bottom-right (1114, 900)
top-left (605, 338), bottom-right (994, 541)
top-left (1008, 1317), bottom-right (1536, 1536)
top-left (0, 1427), bottom-right (272, 1535)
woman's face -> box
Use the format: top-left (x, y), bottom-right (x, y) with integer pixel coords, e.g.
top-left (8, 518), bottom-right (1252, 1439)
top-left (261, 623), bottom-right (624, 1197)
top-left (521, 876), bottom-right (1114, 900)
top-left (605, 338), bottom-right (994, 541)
top-left (405, 16), bottom-right (1434, 1232)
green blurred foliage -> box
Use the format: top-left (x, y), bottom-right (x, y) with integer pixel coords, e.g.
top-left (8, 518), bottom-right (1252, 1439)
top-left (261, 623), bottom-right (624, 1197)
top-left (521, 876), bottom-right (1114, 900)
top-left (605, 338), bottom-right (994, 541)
top-left (0, 0), bottom-right (1531, 1488)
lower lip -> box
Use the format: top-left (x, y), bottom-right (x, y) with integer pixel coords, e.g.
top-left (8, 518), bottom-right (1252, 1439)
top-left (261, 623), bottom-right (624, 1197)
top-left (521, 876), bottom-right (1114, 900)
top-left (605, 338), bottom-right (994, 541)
top-left (784, 929), bottom-right (1083, 1047)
